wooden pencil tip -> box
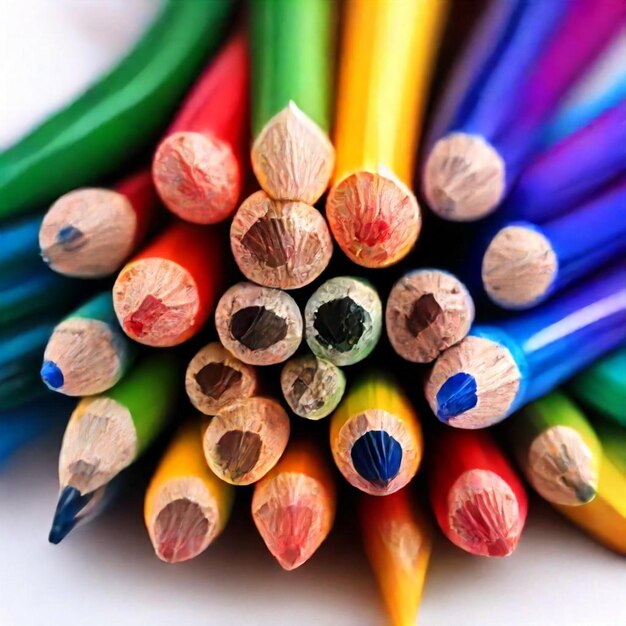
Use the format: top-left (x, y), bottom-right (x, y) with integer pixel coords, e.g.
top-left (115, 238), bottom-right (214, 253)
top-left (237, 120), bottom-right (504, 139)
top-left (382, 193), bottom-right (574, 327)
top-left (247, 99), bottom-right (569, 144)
top-left (423, 133), bottom-right (505, 222)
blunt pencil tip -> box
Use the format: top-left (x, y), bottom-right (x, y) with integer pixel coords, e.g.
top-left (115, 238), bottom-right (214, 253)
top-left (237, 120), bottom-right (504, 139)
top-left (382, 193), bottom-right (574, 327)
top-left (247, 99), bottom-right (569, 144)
top-left (49, 486), bottom-right (92, 545)
top-left (436, 372), bottom-right (478, 421)
top-left (351, 431), bottom-right (402, 486)
top-left (56, 225), bottom-right (84, 250)
top-left (41, 360), bottom-right (64, 390)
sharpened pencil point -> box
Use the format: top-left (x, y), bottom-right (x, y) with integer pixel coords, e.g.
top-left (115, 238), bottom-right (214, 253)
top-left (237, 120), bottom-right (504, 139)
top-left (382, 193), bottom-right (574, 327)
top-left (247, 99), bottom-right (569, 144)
top-left (574, 483), bottom-right (596, 504)
top-left (351, 431), bottom-right (402, 486)
top-left (436, 372), bottom-right (477, 421)
top-left (41, 360), bottom-right (64, 390)
top-left (49, 486), bottom-right (93, 544)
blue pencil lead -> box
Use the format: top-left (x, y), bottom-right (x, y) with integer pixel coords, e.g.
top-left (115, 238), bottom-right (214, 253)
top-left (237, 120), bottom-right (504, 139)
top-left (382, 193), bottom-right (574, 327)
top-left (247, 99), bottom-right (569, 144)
top-left (56, 225), bottom-right (84, 251)
top-left (351, 430), bottom-right (402, 487)
top-left (41, 360), bottom-right (64, 390)
top-left (436, 372), bottom-right (478, 422)
top-left (49, 486), bottom-right (93, 544)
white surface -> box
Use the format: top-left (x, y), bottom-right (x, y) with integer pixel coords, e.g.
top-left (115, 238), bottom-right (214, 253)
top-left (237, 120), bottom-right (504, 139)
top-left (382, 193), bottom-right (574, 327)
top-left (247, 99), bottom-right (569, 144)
top-left (1, 3), bottom-right (625, 625)
top-left (1, 433), bottom-right (625, 626)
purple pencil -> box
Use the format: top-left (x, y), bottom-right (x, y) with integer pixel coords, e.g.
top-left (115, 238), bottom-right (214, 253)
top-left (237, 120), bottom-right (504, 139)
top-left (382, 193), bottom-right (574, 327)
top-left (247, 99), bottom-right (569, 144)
top-left (423, 0), bottom-right (623, 222)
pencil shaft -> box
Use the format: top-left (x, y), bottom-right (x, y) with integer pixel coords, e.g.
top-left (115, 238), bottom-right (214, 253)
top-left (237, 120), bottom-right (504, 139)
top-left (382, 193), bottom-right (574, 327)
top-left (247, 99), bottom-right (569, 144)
top-left (0, 214), bottom-right (42, 273)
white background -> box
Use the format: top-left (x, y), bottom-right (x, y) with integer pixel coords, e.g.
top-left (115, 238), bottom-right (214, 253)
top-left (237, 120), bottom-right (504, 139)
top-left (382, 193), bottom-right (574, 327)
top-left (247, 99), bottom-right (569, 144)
top-left (1, 2), bottom-right (625, 625)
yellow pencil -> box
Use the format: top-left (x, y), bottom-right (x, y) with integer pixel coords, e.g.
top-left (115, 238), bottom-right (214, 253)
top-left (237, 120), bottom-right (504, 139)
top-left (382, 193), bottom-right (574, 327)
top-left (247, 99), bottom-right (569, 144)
top-left (327, 0), bottom-right (449, 268)
top-left (361, 489), bottom-right (433, 626)
top-left (144, 420), bottom-right (234, 563)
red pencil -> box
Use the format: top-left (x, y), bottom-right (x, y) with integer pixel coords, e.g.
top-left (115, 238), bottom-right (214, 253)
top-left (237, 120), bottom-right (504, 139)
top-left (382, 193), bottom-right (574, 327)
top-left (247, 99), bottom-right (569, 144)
top-left (113, 221), bottom-right (224, 347)
top-left (153, 34), bottom-right (249, 225)
top-left (40, 170), bottom-right (157, 278)
top-left (428, 429), bottom-right (528, 557)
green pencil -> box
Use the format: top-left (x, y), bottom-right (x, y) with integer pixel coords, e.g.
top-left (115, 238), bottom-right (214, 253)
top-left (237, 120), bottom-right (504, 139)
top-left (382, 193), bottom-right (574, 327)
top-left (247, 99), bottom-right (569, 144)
top-left (49, 353), bottom-right (179, 543)
top-left (594, 420), bottom-right (626, 476)
top-left (506, 392), bottom-right (602, 507)
top-left (250, 0), bottom-right (335, 203)
top-left (41, 292), bottom-right (136, 397)
top-left (568, 348), bottom-right (626, 428)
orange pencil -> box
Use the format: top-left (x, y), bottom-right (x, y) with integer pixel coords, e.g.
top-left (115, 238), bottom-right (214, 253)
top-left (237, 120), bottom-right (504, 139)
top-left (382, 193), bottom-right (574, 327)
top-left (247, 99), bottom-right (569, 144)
top-left (113, 221), bottom-right (224, 347)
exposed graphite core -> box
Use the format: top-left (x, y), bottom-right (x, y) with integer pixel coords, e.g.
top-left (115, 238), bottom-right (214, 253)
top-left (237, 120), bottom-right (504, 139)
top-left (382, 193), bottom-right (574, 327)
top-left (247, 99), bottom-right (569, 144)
top-left (241, 217), bottom-right (295, 268)
top-left (230, 306), bottom-right (288, 350)
top-left (216, 430), bottom-right (262, 479)
top-left (351, 430), bottom-right (403, 487)
top-left (49, 486), bottom-right (93, 545)
top-left (154, 498), bottom-right (209, 562)
top-left (41, 360), bottom-right (64, 390)
top-left (56, 225), bottom-right (85, 250)
top-left (290, 363), bottom-right (323, 412)
top-left (406, 293), bottom-right (442, 336)
top-left (194, 363), bottom-right (242, 400)
top-left (313, 297), bottom-right (365, 352)
top-left (124, 295), bottom-right (168, 338)
top-left (436, 372), bottom-right (478, 421)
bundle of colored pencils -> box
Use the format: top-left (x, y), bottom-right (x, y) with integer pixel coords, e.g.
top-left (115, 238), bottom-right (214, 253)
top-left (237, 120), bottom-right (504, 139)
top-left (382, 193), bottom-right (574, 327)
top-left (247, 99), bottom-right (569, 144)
top-left (2, 1), bottom-right (625, 624)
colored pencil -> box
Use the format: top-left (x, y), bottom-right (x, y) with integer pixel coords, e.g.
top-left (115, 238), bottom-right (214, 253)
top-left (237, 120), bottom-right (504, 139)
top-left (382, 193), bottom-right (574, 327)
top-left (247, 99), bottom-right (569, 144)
top-left (153, 34), bottom-right (248, 225)
top-left (386, 269), bottom-right (474, 363)
top-left (113, 221), bottom-right (224, 347)
top-left (0, 319), bottom-right (56, 411)
top-left (215, 282), bottom-right (302, 366)
top-left (250, 0), bottom-right (335, 204)
top-left (425, 263), bottom-right (626, 429)
top-left (326, 0), bottom-right (448, 267)
top-left (185, 341), bottom-right (259, 416)
top-left (482, 182), bottom-right (626, 310)
top-left (330, 372), bottom-right (422, 496)
top-left (0, 396), bottom-right (75, 466)
top-left (506, 392), bottom-right (601, 506)
top-left (230, 190), bottom-right (333, 290)
top-left (252, 441), bottom-right (336, 570)
top-left (542, 35), bottom-right (626, 146)
top-left (0, 267), bottom-right (81, 328)
top-left (202, 396), bottom-right (290, 485)
top-left (0, 214), bottom-right (42, 275)
top-left (144, 420), bottom-right (234, 563)
top-left (553, 452), bottom-right (626, 555)
top-left (41, 292), bottom-right (135, 396)
top-left (0, 0), bottom-right (235, 219)
top-left (595, 421), bottom-right (626, 476)
top-left (49, 354), bottom-right (178, 544)
top-left (423, 0), bottom-right (622, 221)
top-left (360, 489), bottom-right (433, 626)
top-left (568, 348), bottom-right (626, 428)
top-left (304, 276), bottom-right (382, 366)
top-left (429, 428), bottom-right (528, 557)
top-left (280, 354), bottom-right (346, 420)
top-left (39, 170), bottom-right (157, 278)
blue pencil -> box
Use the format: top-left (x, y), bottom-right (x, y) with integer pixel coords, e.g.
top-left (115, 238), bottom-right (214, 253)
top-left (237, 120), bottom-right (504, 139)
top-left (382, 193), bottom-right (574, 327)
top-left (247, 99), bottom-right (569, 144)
top-left (482, 182), bottom-right (626, 309)
top-left (0, 396), bottom-right (75, 467)
top-left (423, 0), bottom-right (622, 221)
top-left (0, 213), bottom-right (43, 275)
top-left (425, 262), bottom-right (626, 429)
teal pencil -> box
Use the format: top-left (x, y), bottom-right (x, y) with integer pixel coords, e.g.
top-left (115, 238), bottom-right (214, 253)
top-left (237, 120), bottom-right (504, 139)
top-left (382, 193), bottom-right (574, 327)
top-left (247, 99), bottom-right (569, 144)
top-left (0, 214), bottom-right (43, 276)
top-left (42, 292), bottom-right (136, 396)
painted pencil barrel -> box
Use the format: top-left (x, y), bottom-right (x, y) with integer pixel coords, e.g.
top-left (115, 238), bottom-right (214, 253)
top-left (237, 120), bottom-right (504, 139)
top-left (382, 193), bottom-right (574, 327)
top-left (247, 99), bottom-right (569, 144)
top-left (250, 0), bottom-right (335, 203)
top-left (482, 183), bottom-right (626, 309)
top-left (595, 421), bottom-right (626, 476)
top-left (360, 489), bottom-right (433, 626)
top-left (428, 428), bottom-right (528, 557)
top-left (185, 341), bottom-right (258, 416)
top-left (424, 0), bottom-right (622, 221)
top-left (202, 396), bottom-right (290, 485)
top-left (153, 34), bottom-right (248, 224)
top-left (568, 348), bottom-right (626, 428)
top-left (0, 214), bottom-right (42, 274)
top-left (41, 291), bottom-right (135, 396)
top-left (506, 392), bottom-right (601, 506)
top-left (144, 420), bottom-right (234, 563)
top-left (330, 372), bottom-right (422, 496)
top-left (39, 170), bottom-right (157, 278)
top-left (385, 269), bottom-right (474, 363)
top-left (215, 282), bottom-right (303, 366)
top-left (280, 354), bottom-right (345, 420)
top-left (113, 221), bottom-right (224, 347)
top-left (425, 263), bottom-right (626, 428)
top-left (252, 441), bottom-right (336, 570)
top-left (0, 0), bottom-right (235, 219)
top-left (304, 276), bottom-right (382, 367)
top-left (230, 191), bottom-right (333, 290)
top-left (327, 0), bottom-right (448, 267)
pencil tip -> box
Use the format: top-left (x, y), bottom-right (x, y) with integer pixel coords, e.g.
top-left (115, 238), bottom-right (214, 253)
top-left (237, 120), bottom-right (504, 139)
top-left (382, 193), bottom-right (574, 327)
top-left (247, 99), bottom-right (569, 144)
top-left (436, 372), bottom-right (477, 421)
top-left (56, 225), bottom-right (84, 250)
top-left (41, 360), bottom-right (64, 390)
top-left (49, 486), bottom-right (92, 544)
top-left (351, 430), bottom-right (402, 487)
top-left (574, 483), bottom-right (596, 504)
